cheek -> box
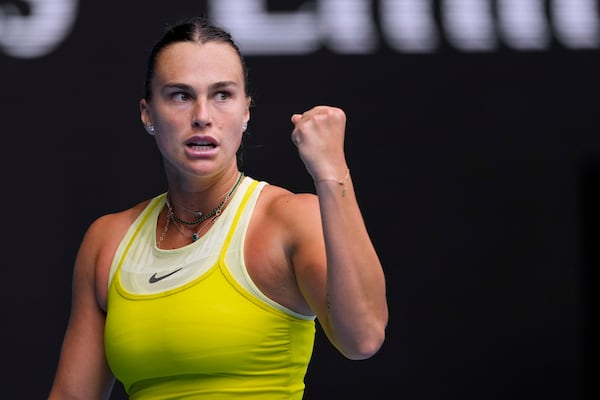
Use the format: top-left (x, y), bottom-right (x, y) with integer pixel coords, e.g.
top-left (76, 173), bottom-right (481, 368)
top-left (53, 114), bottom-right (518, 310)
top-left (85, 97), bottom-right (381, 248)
top-left (155, 115), bottom-right (189, 139)
top-left (154, 132), bottom-right (171, 154)
top-left (161, 111), bottom-right (187, 127)
top-left (232, 126), bottom-right (244, 149)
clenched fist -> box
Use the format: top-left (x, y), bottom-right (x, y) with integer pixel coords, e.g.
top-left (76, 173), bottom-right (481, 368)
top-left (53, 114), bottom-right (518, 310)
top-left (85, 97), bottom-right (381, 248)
top-left (290, 105), bottom-right (349, 182)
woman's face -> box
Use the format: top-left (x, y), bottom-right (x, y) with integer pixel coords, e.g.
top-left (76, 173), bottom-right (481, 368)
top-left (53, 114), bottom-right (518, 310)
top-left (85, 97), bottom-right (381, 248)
top-left (140, 41), bottom-right (250, 179)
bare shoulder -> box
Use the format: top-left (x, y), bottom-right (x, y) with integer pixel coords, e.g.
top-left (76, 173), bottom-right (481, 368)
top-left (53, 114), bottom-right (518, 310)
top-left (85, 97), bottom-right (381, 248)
top-left (259, 184), bottom-right (320, 222)
top-left (255, 184), bottom-right (323, 253)
top-left (84, 199), bottom-right (152, 246)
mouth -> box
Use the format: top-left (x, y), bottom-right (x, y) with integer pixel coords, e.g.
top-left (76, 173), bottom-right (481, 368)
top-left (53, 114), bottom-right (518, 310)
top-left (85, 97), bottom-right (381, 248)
top-left (185, 137), bottom-right (217, 151)
top-left (187, 141), bottom-right (215, 150)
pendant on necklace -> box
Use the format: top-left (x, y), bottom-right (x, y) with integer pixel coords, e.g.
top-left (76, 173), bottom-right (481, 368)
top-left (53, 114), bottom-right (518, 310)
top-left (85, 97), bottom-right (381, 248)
top-left (192, 232), bottom-right (199, 242)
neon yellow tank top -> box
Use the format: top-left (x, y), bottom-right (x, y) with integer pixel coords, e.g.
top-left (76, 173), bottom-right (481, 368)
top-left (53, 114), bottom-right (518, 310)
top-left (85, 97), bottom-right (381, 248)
top-left (105, 177), bottom-right (316, 399)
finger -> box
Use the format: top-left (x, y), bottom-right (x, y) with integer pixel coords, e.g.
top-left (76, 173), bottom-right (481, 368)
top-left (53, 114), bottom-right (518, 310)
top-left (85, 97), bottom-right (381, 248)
top-left (291, 113), bottom-right (302, 125)
top-left (292, 134), bottom-right (301, 146)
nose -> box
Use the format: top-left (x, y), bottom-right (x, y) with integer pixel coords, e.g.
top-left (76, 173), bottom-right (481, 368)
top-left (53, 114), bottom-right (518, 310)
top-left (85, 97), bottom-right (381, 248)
top-left (192, 99), bottom-right (211, 128)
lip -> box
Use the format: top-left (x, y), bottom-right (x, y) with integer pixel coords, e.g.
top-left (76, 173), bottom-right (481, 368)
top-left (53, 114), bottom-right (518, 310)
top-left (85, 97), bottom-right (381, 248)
top-left (184, 135), bottom-right (218, 157)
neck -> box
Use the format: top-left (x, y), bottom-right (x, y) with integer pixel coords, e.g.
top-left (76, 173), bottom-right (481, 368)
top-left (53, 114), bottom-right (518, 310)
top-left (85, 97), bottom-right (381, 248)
top-left (158, 171), bottom-right (245, 248)
top-left (166, 171), bottom-right (244, 223)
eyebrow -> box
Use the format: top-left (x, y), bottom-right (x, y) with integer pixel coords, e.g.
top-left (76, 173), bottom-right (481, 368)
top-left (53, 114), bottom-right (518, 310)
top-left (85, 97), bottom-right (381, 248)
top-left (162, 81), bottom-right (239, 91)
top-left (212, 80), bottom-right (238, 90)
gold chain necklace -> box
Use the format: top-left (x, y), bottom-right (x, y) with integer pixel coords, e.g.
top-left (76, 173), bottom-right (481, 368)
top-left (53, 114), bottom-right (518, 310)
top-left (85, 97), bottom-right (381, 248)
top-left (159, 173), bottom-right (244, 246)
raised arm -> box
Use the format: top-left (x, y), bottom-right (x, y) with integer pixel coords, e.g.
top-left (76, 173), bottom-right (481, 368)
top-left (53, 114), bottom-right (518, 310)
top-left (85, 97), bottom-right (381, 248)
top-left (290, 106), bottom-right (388, 360)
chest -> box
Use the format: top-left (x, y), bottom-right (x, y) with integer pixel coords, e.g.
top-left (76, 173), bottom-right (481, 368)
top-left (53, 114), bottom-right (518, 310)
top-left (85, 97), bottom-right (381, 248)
top-left (104, 264), bottom-right (316, 395)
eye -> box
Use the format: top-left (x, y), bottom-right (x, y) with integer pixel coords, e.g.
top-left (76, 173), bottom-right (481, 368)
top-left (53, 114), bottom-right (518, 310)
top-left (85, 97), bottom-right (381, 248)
top-left (215, 91), bottom-right (231, 102)
top-left (172, 92), bottom-right (191, 102)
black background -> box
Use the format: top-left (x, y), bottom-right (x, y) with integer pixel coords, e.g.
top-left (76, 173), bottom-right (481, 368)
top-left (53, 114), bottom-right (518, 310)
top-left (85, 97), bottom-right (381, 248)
top-left (1, 1), bottom-right (598, 399)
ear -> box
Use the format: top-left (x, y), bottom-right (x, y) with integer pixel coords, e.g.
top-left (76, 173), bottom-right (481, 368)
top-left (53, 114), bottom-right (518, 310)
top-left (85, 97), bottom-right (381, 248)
top-left (243, 96), bottom-right (251, 127)
top-left (140, 98), bottom-right (151, 126)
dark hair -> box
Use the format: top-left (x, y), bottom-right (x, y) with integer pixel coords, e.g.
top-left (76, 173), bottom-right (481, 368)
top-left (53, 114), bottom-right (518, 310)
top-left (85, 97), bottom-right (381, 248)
top-left (143, 16), bottom-right (250, 101)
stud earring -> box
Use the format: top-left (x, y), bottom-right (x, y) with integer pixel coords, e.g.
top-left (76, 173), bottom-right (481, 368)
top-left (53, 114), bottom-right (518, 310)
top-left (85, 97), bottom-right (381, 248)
top-left (146, 124), bottom-right (155, 135)
top-left (242, 122), bottom-right (248, 132)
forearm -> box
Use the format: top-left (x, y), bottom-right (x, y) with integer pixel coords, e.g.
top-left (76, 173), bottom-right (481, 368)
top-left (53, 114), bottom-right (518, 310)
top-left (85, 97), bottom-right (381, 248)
top-left (315, 173), bottom-right (388, 359)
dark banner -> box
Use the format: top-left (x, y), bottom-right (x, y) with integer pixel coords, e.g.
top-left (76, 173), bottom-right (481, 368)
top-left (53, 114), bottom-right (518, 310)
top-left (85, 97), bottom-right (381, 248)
top-left (1, 1), bottom-right (598, 399)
